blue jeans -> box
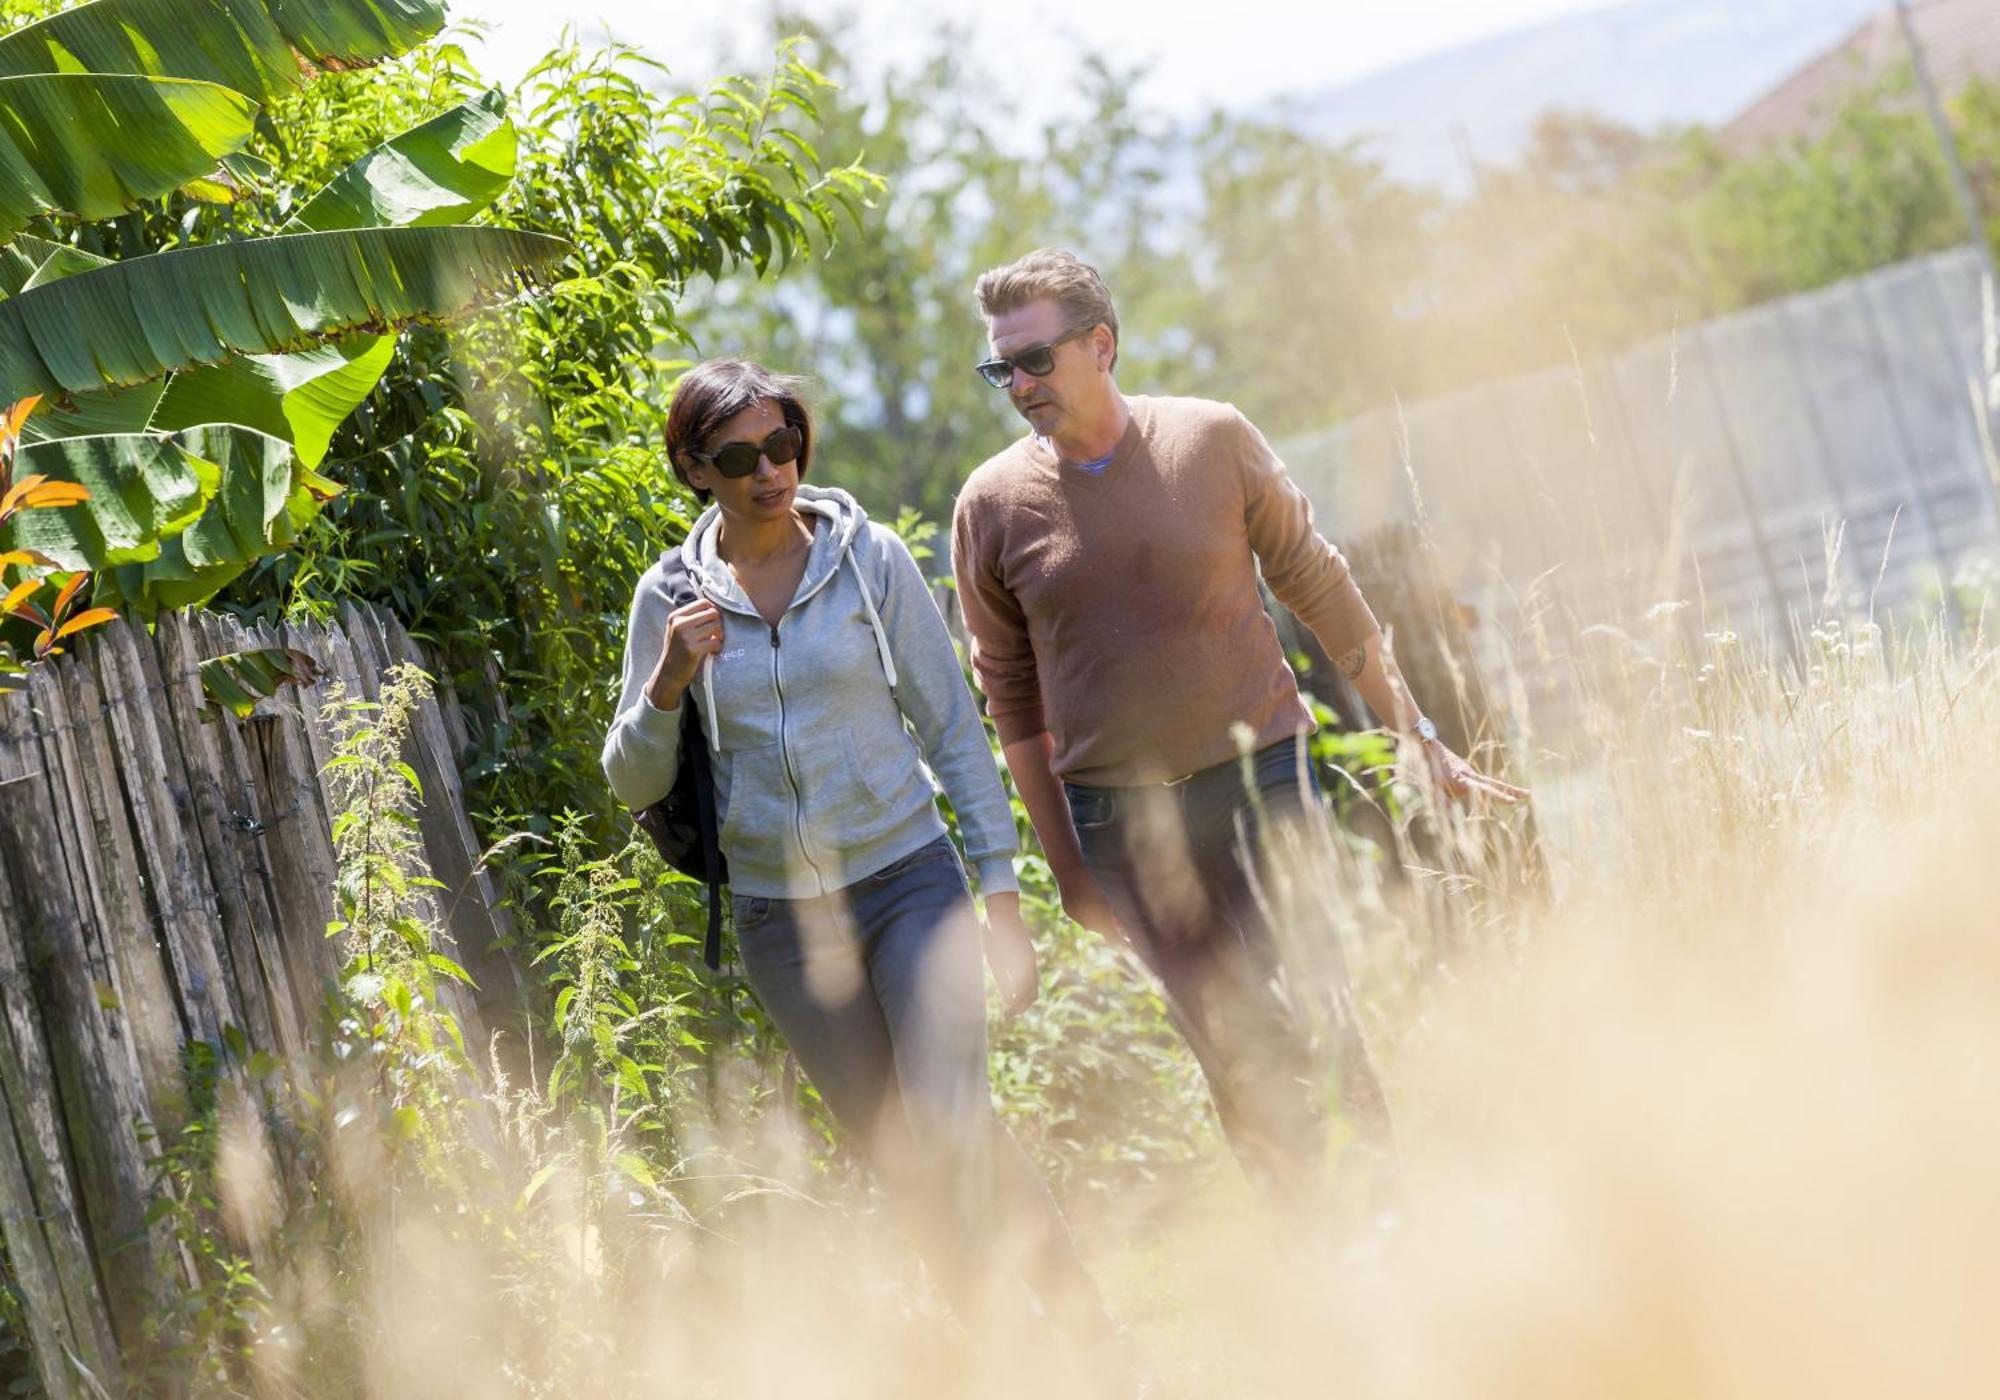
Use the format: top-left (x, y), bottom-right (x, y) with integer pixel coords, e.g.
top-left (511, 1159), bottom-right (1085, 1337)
top-left (734, 837), bottom-right (1101, 1326)
top-left (1065, 737), bottom-right (1391, 1194)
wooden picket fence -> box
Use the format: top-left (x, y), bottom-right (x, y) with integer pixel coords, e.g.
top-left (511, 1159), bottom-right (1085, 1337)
top-left (0, 604), bottom-right (523, 1396)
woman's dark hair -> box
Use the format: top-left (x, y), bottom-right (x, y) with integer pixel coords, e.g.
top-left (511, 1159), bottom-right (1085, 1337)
top-left (664, 358), bottom-right (814, 503)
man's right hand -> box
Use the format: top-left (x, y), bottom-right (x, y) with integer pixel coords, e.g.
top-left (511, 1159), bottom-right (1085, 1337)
top-left (1056, 868), bottom-right (1127, 943)
top-left (999, 731), bottom-right (1132, 945)
top-left (646, 598), bottom-right (723, 709)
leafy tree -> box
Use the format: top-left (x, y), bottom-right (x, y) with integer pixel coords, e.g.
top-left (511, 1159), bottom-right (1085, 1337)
top-left (1176, 115), bottom-right (1435, 436)
top-left (686, 15), bottom-right (1185, 524)
top-left (210, 33), bottom-right (880, 847)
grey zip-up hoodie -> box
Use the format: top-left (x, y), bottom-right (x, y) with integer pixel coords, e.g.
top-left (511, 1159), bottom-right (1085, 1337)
top-left (602, 485), bottom-right (1019, 900)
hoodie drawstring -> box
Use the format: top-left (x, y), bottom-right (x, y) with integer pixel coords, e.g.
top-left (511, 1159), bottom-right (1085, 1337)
top-left (847, 549), bottom-right (899, 694)
top-left (685, 506), bottom-right (898, 750)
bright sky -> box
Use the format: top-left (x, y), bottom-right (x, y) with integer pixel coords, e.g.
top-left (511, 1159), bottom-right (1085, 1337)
top-left (449, 0), bottom-right (1617, 115)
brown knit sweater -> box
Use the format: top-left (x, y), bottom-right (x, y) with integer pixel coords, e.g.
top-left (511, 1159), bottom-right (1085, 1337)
top-left (950, 394), bottom-right (1379, 786)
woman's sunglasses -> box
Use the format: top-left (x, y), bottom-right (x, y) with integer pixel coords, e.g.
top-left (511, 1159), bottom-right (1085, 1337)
top-left (974, 324), bottom-right (1095, 389)
top-left (684, 424), bottom-right (804, 478)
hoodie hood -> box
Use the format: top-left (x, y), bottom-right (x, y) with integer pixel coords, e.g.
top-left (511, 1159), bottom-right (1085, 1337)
top-left (682, 484), bottom-right (869, 615)
top-left (678, 484), bottom-right (899, 754)
top-left (602, 481), bottom-right (1019, 900)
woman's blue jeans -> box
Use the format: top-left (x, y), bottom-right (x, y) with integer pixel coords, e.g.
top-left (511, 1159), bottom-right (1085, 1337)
top-left (734, 837), bottom-right (1099, 1326)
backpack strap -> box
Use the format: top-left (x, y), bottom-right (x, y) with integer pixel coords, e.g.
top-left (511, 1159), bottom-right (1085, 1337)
top-left (659, 545), bottom-right (728, 971)
top-left (686, 726), bottom-right (725, 970)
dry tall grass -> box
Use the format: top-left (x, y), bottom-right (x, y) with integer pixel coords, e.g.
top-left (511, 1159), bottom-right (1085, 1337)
top-left (1141, 590), bottom-right (2000, 1397)
top-left (191, 575), bottom-right (2000, 1399)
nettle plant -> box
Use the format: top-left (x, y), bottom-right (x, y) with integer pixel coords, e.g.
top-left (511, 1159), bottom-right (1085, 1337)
top-left (0, 0), bottom-right (572, 678)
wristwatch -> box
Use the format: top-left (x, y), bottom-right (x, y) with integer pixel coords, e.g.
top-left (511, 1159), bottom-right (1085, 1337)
top-left (1412, 716), bottom-right (1439, 744)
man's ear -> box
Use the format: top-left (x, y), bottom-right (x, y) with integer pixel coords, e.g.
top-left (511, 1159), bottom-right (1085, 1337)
top-left (1094, 325), bottom-right (1115, 371)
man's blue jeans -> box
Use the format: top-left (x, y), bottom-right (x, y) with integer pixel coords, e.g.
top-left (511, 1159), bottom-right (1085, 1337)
top-left (1064, 736), bottom-right (1391, 1193)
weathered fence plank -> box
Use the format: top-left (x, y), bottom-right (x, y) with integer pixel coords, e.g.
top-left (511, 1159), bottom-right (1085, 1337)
top-left (0, 603), bottom-right (527, 1389)
top-left (93, 623), bottom-right (241, 1062)
top-left (223, 617), bottom-right (347, 1014)
top-left (0, 692), bottom-right (173, 1353)
top-left (0, 709), bottom-right (124, 1398)
top-left (28, 660), bottom-right (186, 1137)
top-left (153, 614), bottom-right (297, 1059)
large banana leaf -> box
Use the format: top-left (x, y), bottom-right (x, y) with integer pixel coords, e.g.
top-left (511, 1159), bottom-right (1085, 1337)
top-left (0, 237), bottom-right (52, 297)
top-left (125, 89), bottom-right (523, 462)
top-left (0, 74), bottom-right (258, 244)
top-left (3, 246), bottom-right (167, 442)
top-left (0, 225), bottom-right (572, 401)
top-left (19, 242), bottom-right (114, 292)
top-left (18, 382), bottom-right (162, 441)
top-left (197, 644), bottom-right (322, 720)
top-left (286, 89), bottom-right (517, 233)
top-left (0, 0), bottom-right (448, 101)
top-left (149, 334), bottom-right (396, 467)
top-left (0, 431), bottom-right (215, 569)
top-left (94, 426), bottom-right (341, 616)
top-left (0, 234), bottom-right (105, 299)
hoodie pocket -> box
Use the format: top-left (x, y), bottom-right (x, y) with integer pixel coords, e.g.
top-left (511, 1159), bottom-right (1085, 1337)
top-left (838, 724), bottom-right (919, 809)
top-left (717, 742), bottom-right (783, 849)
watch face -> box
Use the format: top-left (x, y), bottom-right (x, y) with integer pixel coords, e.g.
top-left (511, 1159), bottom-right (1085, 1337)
top-left (1416, 717), bottom-right (1438, 743)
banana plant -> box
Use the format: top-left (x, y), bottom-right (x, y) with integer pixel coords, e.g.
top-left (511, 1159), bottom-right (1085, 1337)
top-left (0, 0), bottom-right (450, 99)
top-left (0, 73), bottom-right (259, 244)
top-left (0, 1), bottom-right (572, 630)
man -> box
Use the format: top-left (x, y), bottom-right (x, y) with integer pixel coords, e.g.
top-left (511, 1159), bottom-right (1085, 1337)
top-left (950, 249), bottom-right (1524, 1196)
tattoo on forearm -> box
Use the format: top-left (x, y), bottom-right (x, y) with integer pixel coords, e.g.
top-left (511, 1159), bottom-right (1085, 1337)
top-left (1337, 644), bottom-right (1368, 680)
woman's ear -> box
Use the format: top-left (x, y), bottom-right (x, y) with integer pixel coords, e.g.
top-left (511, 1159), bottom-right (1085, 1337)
top-left (678, 454), bottom-right (709, 497)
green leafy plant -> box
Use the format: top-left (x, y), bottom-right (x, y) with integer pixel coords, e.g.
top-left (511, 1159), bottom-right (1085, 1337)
top-left (322, 661), bottom-right (474, 1129)
top-left (0, 0), bottom-right (573, 653)
top-left (218, 34), bottom-right (881, 856)
top-left (197, 644), bottom-right (324, 720)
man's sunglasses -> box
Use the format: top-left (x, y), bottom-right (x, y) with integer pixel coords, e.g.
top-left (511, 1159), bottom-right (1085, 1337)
top-left (974, 324), bottom-right (1096, 389)
top-left (683, 425), bottom-right (803, 478)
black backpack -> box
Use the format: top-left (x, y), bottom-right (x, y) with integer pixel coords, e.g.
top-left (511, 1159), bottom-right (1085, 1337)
top-left (631, 547), bottom-right (729, 969)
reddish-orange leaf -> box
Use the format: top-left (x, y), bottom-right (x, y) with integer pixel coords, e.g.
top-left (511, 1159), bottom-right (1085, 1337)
top-left (19, 481), bottom-right (89, 510)
top-left (1, 578), bottom-right (39, 617)
top-left (31, 628), bottom-right (53, 658)
top-left (54, 607), bottom-right (117, 641)
top-left (0, 476), bottom-right (37, 518)
top-left (0, 397), bottom-right (42, 443)
top-left (51, 571), bottom-right (86, 617)
top-left (0, 548), bottom-right (55, 572)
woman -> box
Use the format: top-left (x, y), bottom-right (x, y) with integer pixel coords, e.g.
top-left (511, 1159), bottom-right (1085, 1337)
top-left (601, 358), bottom-right (1113, 1351)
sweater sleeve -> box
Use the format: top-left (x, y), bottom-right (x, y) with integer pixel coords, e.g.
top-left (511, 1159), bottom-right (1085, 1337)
top-left (600, 569), bottom-right (686, 811)
top-left (949, 484), bottom-right (1047, 745)
top-left (872, 527), bottom-right (1020, 897)
top-left (1235, 408), bottom-right (1380, 661)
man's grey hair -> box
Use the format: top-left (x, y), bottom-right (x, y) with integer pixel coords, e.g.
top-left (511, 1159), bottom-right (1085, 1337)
top-left (974, 248), bottom-right (1119, 370)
